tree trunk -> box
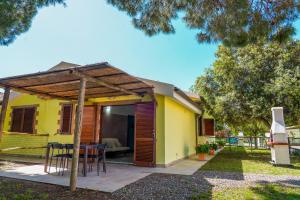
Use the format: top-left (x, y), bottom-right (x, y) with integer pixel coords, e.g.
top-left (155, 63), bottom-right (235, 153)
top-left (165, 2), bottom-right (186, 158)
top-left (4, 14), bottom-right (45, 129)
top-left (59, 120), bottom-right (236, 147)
top-left (254, 136), bottom-right (258, 149)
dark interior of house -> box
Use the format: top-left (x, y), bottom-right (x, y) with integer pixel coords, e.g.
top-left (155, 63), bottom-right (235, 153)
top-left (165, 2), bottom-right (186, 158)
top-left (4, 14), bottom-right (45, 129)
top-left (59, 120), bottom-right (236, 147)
top-left (101, 105), bottom-right (135, 164)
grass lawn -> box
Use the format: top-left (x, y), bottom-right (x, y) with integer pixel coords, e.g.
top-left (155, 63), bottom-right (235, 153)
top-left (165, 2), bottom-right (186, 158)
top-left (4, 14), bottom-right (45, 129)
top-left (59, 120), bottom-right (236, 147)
top-left (201, 146), bottom-right (300, 176)
top-left (192, 183), bottom-right (300, 200)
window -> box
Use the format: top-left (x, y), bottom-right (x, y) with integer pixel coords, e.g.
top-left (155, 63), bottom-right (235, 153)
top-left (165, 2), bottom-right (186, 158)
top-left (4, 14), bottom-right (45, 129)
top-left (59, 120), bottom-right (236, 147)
top-left (11, 107), bottom-right (36, 133)
top-left (60, 104), bottom-right (73, 134)
top-left (204, 119), bottom-right (215, 136)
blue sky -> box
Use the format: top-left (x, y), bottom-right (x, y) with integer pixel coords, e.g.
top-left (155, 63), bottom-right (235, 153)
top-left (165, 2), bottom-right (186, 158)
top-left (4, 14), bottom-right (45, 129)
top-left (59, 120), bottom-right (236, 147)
top-left (0, 1), bottom-right (299, 91)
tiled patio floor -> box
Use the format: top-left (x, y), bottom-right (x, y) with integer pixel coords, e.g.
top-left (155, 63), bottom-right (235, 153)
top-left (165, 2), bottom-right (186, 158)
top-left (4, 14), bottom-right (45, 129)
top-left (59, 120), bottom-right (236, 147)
top-left (0, 150), bottom-right (221, 192)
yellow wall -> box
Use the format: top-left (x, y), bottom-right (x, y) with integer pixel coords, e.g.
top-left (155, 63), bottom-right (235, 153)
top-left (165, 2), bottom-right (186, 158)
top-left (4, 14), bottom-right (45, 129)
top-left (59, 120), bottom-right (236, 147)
top-left (164, 97), bottom-right (197, 165)
top-left (1, 94), bottom-right (73, 155)
top-left (155, 94), bottom-right (165, 165)
top-left (4, 94), bottom-right (62, 135)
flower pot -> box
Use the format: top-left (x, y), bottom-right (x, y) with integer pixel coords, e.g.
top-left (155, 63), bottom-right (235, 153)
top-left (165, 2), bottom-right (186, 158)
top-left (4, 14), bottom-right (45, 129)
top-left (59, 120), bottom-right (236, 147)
top-left (198, 153), bottom-right (206, 161)
top-left (209, 149), bottom-right (215, 155)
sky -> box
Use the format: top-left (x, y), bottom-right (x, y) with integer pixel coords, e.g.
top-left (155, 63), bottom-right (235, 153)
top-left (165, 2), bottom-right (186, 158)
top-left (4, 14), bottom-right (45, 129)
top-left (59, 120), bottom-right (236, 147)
top-left (0, 1), bottom-right (300, 91)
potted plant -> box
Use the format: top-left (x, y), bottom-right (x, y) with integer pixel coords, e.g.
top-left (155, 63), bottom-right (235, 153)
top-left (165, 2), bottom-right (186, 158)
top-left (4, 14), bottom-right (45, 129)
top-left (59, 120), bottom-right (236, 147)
top-left (209, 143), bottom-right (218, 155)
top-left (195, 144), bottom-right (209, 161)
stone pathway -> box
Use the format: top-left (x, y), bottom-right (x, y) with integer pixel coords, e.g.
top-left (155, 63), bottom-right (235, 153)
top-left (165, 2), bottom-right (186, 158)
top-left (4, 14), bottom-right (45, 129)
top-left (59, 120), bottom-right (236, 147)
top-left (112, 171), bottom-right (300, 200)
top-left (201, 171), bottom-right (300, 190)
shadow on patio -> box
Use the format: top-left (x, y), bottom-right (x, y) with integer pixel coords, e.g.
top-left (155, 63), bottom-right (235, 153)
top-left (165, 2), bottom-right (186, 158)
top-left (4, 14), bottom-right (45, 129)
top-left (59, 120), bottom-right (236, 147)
top-left (0, 154), bottom-right (213, 193)
top-left (0, 160), bottom-right (152, 192)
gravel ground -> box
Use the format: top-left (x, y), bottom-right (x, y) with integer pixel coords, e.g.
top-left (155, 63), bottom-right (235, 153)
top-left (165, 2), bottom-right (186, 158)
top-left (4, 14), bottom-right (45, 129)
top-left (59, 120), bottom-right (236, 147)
top-left (1, 160), bottom-right (300, 200)
top-left (112, 171), bottom-right (300, 200)
top-left (0, 177), bottom-right (112, 200)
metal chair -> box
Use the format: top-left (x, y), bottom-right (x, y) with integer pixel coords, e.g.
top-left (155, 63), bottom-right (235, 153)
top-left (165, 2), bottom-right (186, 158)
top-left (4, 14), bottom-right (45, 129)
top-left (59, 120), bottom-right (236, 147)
top-left (97, 144), bottom-right (107, 175)
top-left (48, 143), bottom-right (65, 175)
top-left (61, 144), bottom-right (73, 176)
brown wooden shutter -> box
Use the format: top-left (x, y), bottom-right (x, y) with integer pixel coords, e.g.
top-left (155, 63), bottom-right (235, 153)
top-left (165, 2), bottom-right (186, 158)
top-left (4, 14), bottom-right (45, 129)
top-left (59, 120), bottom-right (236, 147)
top-left (11, 108), bottom-right (23, 132)
top-left (134, 102), bottom-right (156, 167)
top-left (23, 107), bottom-right (35, 133)
top-left (204, 119), bottom-right (215, 136)
top-left (81, 106), bottom-right (96, 144)
top-left (61, 104), bottom-right (72, 134)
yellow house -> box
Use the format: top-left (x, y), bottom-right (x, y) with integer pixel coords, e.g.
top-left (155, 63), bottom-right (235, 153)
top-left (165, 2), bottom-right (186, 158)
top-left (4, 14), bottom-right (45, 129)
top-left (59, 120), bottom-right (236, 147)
top-left (0, 62), bottom-right (215, 167)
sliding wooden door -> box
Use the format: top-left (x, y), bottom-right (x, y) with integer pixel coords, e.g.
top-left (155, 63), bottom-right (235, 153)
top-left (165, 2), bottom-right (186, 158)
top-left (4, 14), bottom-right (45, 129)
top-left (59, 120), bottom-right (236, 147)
top-left (134, 102), bottom-right (156, 167)
top-left (81, 106), bottom-right (97, 144)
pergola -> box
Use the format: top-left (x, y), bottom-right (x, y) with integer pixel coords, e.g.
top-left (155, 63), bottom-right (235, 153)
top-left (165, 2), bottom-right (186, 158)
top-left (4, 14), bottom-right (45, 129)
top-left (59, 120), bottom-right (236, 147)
top-left (0, 62), bottom-right (153, 191)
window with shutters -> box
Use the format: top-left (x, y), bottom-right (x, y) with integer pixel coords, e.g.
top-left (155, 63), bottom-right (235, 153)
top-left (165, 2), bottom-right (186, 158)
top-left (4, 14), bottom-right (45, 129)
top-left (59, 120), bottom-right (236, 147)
top-left (11, 107), bottom-right (36, 133)
top-left (204, 119), bottom-right (215, 136)
top-left (60, 104), bottom-right (73, 134)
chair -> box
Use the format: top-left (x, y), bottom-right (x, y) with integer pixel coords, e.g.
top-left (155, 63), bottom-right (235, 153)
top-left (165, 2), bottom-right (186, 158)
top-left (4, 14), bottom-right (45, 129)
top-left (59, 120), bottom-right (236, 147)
top-left (97, 144), bottom-right (107, 175)
top-left (48, 143), bottom-right (65, 175)
top-left (61, 144), bottom-right (73, 176)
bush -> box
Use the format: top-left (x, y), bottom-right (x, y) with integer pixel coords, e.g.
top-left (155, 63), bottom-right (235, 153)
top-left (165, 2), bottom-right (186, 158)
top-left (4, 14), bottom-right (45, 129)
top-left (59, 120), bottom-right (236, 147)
top-left (217, 140), bottom-right (225, 146)
top-left (196, 144), bottom-right (209, 154)
top-left (209, 143), bottom-right (218, 151)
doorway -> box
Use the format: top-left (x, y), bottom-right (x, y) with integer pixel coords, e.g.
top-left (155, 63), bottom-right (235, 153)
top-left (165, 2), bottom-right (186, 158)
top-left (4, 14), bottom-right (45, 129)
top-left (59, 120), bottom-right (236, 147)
top-left (101, 105), bottom-right (135, 164)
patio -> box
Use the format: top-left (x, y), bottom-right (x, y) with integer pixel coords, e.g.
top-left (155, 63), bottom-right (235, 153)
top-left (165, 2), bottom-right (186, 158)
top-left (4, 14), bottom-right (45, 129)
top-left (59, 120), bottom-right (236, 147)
top-left (0, 152), bottom-right (219, 193)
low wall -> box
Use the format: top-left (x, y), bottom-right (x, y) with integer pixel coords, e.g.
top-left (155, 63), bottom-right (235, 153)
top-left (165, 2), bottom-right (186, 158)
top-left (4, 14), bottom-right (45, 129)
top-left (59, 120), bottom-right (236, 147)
top-left (0, 133), bottom-right (49, 156)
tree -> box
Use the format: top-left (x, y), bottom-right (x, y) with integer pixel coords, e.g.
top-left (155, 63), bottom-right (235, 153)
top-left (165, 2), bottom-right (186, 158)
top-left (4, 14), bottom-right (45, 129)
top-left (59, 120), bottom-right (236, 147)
top-left (192, 41), bottom-right (300, 137)
top-left (0, 0), bottom-right (65, 45)
top-left (1, 1), bottom-right (299, 46)
top-left (108, 0), bottom-right (300, 47)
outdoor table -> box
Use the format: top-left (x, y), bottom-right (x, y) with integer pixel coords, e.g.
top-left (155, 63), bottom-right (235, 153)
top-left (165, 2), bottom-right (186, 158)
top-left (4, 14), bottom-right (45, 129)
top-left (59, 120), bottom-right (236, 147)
top-left (44, 143), bottom-right (106, 177)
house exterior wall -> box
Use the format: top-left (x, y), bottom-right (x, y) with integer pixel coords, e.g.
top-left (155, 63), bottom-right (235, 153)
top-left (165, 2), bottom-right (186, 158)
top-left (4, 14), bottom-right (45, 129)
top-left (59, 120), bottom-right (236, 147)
top-left (0, 94), bottom-right (154, 157)
top-left (0, 93), bottom-right (198, 166)
top-left (163, 96), bottom-right (197, 165)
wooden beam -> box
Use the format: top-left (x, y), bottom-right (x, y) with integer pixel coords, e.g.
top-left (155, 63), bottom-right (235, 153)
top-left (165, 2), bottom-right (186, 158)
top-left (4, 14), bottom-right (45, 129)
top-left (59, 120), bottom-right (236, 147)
top-left (24, 80), bottom-right (80, 89)
top-left (48, 81), bottom-right (142, 95)
top-left (70, 69), bottom-right (141, 97)
top-left (0, 87), bottom-right (10, 140)
top-left (66, 87), bottom-right (151, 99)
top-left (23, 73), bottom-right (126, 90)
top-left (96, 99), bottom-right (142, 106)
top-left (0, 83), bottom-right (75, 101)
top-left (70, 78), bottom-right (86, 192)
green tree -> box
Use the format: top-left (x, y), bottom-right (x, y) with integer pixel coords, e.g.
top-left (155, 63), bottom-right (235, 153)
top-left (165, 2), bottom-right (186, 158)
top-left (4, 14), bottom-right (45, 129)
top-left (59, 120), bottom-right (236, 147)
top-left (108, 0), bottom-right (300, 47)
top-left (193, 41), bottom-right (300, 137)
top-left (1, 1), bottom-right (300, 46)
top-left (0, 0), bottom-right (65, 45)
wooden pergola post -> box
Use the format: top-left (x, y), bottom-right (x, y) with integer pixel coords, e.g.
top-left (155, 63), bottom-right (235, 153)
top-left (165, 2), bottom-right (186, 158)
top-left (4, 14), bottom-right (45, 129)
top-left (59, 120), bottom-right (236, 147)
top-left (70, 78), bottom-right (86, 191)
top-left (0, 87), bottom-right (10, 140)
